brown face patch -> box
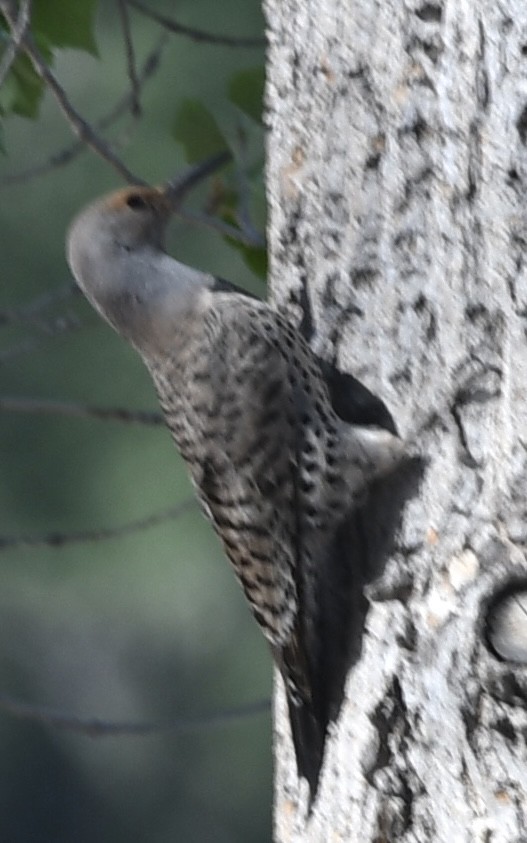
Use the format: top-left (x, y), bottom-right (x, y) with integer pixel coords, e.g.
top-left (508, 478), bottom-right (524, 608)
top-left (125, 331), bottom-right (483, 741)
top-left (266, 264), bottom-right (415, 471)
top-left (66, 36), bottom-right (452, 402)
top-left (105, 186), bottom-right (169, 212)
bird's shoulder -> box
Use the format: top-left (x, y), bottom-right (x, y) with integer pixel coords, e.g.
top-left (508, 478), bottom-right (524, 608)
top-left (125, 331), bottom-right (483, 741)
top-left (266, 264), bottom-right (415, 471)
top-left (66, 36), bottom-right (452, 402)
top-left (207, 275), bottom-right (397, 433)
top-left (208, 278), bottom-right (320, 370)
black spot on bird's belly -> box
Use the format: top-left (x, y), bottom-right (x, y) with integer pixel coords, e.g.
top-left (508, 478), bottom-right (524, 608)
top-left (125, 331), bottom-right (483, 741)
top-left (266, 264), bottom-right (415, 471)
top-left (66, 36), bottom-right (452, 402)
top-left (213, 514), bottom-right (268, 538)
top-left (262, 378), bottom-right (283, 405)
top-left (223, 406), bottom-right (243, 427)
top-left (299, 476), bottom-right (316, 494)
top-left (191, 369), bottom-right (210, 383)
top-left (259, 407), bottom-right (282, 428)
top-left (247, 331), bottom-right (264, 351)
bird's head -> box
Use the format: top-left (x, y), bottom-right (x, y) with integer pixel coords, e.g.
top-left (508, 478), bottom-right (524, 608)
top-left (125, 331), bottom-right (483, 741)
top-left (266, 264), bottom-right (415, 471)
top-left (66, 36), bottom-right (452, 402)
top-left (66, 153), bottom-right (229, 360)
top-left (66, 178), bottom-right (219, 363)
top-left (66, 184), bottom-right (177, 348)
top-left (68, 152), bottom-right (230, 267)
top-left (70, 185), bottom-right (173, 255)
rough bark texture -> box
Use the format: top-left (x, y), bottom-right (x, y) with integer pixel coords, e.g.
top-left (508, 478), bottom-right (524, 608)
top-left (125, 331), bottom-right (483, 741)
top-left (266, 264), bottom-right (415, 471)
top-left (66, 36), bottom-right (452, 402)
top-left (263, 0), bottom-right (527, 839)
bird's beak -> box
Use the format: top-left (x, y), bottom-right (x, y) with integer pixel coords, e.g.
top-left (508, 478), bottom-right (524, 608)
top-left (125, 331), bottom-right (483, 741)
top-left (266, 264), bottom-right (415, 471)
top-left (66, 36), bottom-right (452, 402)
top-left (162, 150), bottom-right (232, 210)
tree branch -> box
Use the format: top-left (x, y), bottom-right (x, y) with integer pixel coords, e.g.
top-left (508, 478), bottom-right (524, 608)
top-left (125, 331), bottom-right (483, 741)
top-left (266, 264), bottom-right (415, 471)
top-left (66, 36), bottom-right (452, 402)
top-left (0, 690), bottom-right (270, 736)
top-left (232, 128), bottom-right (266, 248)
top-left (0, 283), bottom-right (78, 327)
top-left (0, 500), bottom-right (195, 552)
top-left (116, 0), bottom-right (141, 116)
top-left (177, 208), bottom-right (266, 248)
top-left (0, 35), bottom-right (168, 189)
top-left (0, 0), bottom-right (145, 184)
top-left (0, 320), bottom-right (84, 365)
top-left (0, 0), bottom-right (31, 89)
top-left (0, 395), bottom-right (164, 426)
top-left (127, 0), bottom-right (265, 48)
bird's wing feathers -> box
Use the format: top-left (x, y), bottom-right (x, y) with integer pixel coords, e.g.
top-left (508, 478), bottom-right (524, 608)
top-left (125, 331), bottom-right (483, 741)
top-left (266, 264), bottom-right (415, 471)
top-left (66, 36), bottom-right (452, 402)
top-left (150, 292), bottom-right (354, 802)
top-left (171, 297), bottom-right (315, 650)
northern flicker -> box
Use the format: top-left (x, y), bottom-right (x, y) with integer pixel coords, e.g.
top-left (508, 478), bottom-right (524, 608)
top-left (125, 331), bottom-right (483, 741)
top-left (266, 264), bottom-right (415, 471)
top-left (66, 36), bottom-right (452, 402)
top-left (66, 158), bottom-right (403, 805)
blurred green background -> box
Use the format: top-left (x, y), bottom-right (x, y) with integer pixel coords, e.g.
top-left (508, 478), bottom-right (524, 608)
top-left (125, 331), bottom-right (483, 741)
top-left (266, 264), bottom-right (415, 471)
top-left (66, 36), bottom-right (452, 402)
top-left (0, 2), bottom-right (272, 841)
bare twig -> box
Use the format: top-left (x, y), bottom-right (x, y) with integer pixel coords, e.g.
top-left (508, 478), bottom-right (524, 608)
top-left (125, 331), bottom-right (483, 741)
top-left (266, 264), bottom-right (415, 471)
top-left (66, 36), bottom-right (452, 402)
top-left (166, 151), bottom-right (265, 247)
top-left (233, 128), bottom-right (266, 247)
top-left (127, 0), bottom-right (265, 48)
top-left (0, 310), bottom-right (81, 339)
top-left (0, 283), bottom-right (78, 327)
top-left (0, 0), bottom-right (31, 88)
top-left (234, 134), bottom-right (254, 233)
top-left (177, 207), bottom-right (266, 248)
top-left (0, 0), bottom-right (144, 184)
top-left (0, 395), bottom-right (164, 426)
top-left (116, 0), bottom-right (141, 116)
top-left (0, 319), bottom-right (84, 365)
top-left (0, 283), bottom-right (82, 356)
top-left (0, 36), bottom-right (168, 189)
top-left (0, 283), bottom-right (85, 362)
top-left (0, 691), bottom-right (270, 736)
top-left (165, 150), bottom-right (232, 203)
top-left (0, 499), bottom-right (195, 552)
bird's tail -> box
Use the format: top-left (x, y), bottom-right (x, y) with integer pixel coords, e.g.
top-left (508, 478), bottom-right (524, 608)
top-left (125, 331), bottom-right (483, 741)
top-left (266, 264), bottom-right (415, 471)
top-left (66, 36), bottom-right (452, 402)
top-left (274, 634), bottom-right (329, 811)
top-left (274, 512), bottom-right (368, 811)
top-left (285, 690), bottom-right (326, 809)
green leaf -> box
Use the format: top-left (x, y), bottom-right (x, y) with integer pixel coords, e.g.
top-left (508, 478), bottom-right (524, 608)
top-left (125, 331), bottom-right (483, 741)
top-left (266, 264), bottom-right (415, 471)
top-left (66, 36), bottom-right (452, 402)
top-left (0, 18), bottom-right (56, 120)
top-left (0, 120), bottom-right (5, 154)
top-left (228, 67), bottom-right (265, 124)
top-left (32, 0), bottom-right (98, 54)
top-left (172, 99), bottom-right (228, 163)
top-left (0, 52), bottom-right (46, 118)
top-left (237, 244), bottom-right (267, 278)
top-left (224, 228), bottom-right (267, 278)
top-left (214, 184), bottom-right (267, 278)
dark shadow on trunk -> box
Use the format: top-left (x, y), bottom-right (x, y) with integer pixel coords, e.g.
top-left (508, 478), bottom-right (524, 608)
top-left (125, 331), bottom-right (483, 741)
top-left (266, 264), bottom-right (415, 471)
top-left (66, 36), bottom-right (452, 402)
top-left (300, 456), bottom-right (425, 809)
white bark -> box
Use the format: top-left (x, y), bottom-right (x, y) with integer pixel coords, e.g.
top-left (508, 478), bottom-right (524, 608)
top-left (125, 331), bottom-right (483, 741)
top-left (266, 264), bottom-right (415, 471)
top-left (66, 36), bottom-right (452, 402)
top-left (263, 0), bottom-right (527, 840)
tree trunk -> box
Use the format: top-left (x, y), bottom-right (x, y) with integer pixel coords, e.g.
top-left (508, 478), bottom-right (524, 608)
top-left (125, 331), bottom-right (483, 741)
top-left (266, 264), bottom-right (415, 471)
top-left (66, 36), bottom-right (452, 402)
top-left (263, 0), bottom-right (527, 839)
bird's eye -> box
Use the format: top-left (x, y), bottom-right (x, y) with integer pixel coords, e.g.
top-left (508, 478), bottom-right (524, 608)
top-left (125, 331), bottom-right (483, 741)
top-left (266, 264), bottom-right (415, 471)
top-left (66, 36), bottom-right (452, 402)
top-left (126, 194), bottom-right (148, 211)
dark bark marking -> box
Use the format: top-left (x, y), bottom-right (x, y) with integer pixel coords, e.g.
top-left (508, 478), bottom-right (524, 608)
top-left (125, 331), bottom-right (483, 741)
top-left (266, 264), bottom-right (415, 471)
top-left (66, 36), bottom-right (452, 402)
top-left (516, 105), bottom-right (527, 145)
top-left (415, 3), bottom-right (443, 23)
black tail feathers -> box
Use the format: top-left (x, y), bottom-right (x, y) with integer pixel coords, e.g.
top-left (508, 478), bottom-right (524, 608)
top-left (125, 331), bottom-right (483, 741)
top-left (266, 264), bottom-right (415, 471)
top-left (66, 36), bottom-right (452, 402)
top-left (275, 514), bottom-right (370, 810)
top-left (286, 692), bottom-right (326, 810)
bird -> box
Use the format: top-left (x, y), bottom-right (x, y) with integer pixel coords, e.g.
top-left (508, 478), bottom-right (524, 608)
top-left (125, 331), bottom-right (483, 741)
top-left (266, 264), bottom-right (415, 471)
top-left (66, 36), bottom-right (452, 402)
top-left (66, 157), bottom-right (403, 807)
